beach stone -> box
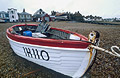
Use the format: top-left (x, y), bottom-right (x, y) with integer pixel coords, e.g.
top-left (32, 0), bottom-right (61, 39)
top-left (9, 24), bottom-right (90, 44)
top-left (0, 22), bottom-right (120, 78)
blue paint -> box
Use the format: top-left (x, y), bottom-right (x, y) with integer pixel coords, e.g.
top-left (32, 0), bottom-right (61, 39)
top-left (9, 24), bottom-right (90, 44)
top-left (23, 31), bottom-right (32, 37)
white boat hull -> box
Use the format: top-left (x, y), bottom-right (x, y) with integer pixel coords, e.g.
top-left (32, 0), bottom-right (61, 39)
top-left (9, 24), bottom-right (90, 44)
top-left (7, 36), bottom-right (96, 78)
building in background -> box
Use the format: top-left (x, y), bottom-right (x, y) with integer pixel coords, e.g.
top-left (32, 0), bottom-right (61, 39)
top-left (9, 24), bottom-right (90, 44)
top-left (0, 11), bottom-right (9, 22)
top-left (8, 8), bottom-right (19, 22)
top-left (50, 15), bottom-right (55, 21)
top-left (18, 9), bottom-right (32, 22)
top-left (33, 9), bottom-right (51, 22)
top-left (55, 12), bottom-right (68, 21)
top-left (51, 11), bottom-right (68, 21)
top-left (103, 18), bottom-right (114, 22)
top-left (84, 15), bottom-right (103, 21)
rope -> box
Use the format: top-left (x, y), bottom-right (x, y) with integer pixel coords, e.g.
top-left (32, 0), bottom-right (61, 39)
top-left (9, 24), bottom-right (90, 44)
top-left (89, 45), bottom-right (120, 58)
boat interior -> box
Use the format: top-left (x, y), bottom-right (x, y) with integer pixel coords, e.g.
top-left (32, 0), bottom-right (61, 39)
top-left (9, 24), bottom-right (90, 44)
top-left (10, 22), bottom-right (81, 40)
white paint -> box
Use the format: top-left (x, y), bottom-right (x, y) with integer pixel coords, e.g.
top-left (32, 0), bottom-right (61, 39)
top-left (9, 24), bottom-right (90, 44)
top-left (70, 34), bottom-right (80, 40)
top-left (32, 32), bottom-right (47, 38)
top-left (7, 36), bottom-right (96, 78)
top-left (19, 27), bottom-right (22, 31)
top-left (8, 8), bottom-right (19, 22)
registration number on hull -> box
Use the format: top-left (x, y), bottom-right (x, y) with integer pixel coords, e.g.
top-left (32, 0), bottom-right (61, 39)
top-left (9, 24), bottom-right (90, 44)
top-left (23, 47), bottom-right (50, 61)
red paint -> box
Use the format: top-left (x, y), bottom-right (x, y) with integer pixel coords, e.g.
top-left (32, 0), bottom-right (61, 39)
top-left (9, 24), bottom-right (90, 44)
top-left (6, 24), bottom-right (90, 49)
top-left (40, 14), bottom-right (51, 22)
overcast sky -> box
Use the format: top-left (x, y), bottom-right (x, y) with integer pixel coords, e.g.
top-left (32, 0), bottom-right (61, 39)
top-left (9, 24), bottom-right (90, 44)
top-left (0, 0), bottom-right (120, 18)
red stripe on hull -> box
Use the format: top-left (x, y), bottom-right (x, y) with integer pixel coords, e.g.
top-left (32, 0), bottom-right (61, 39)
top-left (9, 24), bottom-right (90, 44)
top-left (6, 24), bottom-right (90, 49)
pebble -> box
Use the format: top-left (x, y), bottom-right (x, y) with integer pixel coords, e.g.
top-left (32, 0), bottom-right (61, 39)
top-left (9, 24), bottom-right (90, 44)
top-left (0, 22), bottom-right (120, 78)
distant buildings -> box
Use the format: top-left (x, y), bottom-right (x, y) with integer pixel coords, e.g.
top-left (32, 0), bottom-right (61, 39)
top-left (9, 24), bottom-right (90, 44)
top-left (51, 11), bottom-right (68, 21)
top-left (55, 12), bottom-right (68, 20)
top-left (0, 8), bottom-right (19, 22)
top-left (103, 18), bottom-right (120, 22)
top-left (18, 9), bottom-right (32, 22)
top-left (50, 15), bottom-right (55, 21)
top-left (115, 18), bottom-right (120, 22)
top-left (8, 8), bottom-right (19, 22)
top-left (0, 11), bottom-right (9, 22)
top-left (84, 15), bottom-right (103, 21)
top-left (0, 8), bottom-right (51, 23)
top-left (33, 9), bottom-right (51, 22)
top-left (103, 18), bottom-right (114, 22)
top-left (0, 8), bottom-right (120, 23)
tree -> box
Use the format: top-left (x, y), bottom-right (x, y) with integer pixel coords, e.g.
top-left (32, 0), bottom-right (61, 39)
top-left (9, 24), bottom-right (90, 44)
top-left (66, 12), bottom-right (74, 21)
top-left (73, 11), bottom-right (84, 22)
top-left (51, 11), bottom-right (56, 16)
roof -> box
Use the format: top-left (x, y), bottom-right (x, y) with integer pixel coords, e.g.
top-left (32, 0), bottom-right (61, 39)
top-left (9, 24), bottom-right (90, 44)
top-left (8, 8), bottom-right (17, 11)
top-left (33, 9), bottom-right (44, 15)
top-left (0, 11), bottom-right (7, 14)
top-left (18, 9), bottom-right (31, 15)
top-left (33, 9), bottom-right (49, 18)
top-left (55, 12), bottom-right (67, 16)
top-left (33, 13), bottom-right (48, 18)
top-left (18, 12), bottom-right (31, 15)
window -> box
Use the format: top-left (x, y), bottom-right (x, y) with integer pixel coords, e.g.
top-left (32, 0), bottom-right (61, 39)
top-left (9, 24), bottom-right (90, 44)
top-left (27, 15), bottom-right (30, 18)
top-left (6, 14), bottom-right (9, 17)
top-left (20, 15), bottom-right (22, 18)
top-left (12, 15), bottom-right (14, 18)
top-left (1, 14), bottom-right (4, 18)
top-left (21, 15), bottom-right (24, 18)
top-left (3, 14), bottom-right (5, 18)
top-left (40, 12), bottom-right (41, 14)
top-left (11, 11), bottom-right (14, 14)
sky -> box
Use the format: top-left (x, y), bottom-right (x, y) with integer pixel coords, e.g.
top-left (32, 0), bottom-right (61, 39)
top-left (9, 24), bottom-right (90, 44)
top-left (0, 0), bottom-right (120, 18)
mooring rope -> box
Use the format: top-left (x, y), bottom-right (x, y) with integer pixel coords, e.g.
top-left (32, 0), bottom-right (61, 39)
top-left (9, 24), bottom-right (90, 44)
top-left (89, 45), bottom-right (120, 58)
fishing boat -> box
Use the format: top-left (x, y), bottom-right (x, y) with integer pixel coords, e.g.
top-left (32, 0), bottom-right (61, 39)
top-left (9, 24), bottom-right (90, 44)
top-left (6, 22), bottom-right (100, 78)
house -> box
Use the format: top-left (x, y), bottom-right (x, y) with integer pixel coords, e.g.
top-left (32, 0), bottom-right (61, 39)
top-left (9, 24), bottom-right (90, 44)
top-left (33, 9), bottom-right (51, 22)
top-left (18, 9), bottom-right (32, 22)
top-left (115, 18), bottom-right (120, 22)
top-left (55, 12), bottom-right (68, 21)
top-left (0, 19), bottom-right (5, 23)
top-left (0, 11), bottom-right (9, 22)
top-left (50, 15), bottom-right (55, 21)
top-left (0, 8), bottom-right (32, 22)
top-left (103, 18), bottom-right (114, 22)
top-left (8, 8), bottom-right (19, 22)
top-left (84, 15), bottom-right (102, 21)
top-left (51, 11), bottom-right (68, 21)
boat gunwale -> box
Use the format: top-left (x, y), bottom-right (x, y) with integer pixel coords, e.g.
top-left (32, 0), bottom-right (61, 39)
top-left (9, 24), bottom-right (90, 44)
top-left (6, 24), bottom-right (90, 49)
